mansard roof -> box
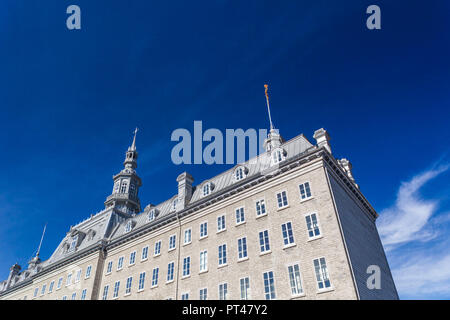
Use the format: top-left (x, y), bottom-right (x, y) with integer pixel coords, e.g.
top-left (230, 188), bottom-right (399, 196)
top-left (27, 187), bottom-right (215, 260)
top-left (108, 133), bottom-right (315, 240)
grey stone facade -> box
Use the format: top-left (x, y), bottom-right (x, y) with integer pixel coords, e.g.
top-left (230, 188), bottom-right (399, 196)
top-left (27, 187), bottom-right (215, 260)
top-left (0, 127), bottom-right (398, 300)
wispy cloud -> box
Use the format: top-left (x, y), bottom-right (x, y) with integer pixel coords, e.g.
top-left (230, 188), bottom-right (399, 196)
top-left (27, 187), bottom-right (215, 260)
top-left (378, 165), bottom-right (449, 251)
top-left (377, 162), bottom-right (450, 298)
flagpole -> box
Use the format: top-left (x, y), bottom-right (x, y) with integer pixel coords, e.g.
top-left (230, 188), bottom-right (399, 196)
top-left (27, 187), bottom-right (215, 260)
top-left (264, 84), bottom-right (274, 130)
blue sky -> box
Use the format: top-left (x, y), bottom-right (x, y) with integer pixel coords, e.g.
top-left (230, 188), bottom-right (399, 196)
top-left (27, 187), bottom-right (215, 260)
top-left (0, 0), bottom-right (449, 299)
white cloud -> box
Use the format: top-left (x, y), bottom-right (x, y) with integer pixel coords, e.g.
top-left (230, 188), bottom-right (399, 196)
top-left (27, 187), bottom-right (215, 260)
top-left (391, 250), bottom-right (450, 298)
top-left (377, 165), bottom-right (449, 250)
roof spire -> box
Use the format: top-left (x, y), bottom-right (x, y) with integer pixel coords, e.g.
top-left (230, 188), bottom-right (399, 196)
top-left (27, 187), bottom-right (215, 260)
top-left (36, 223), bottom-right (47, 258)
top-left (264, 84), bottom-right (274, 130)
top-left (130, 127), bottom-right (138, 151)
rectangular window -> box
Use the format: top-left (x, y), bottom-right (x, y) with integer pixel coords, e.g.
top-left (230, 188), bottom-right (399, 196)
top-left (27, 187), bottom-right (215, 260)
top-left (235, 207), bottom-right (245, 224)
top-left (113, 281), bottom-right (120, 298)
top-left (139, 272), bottom-right (146, 291)
top-left (167, 262), bottom-right (175, 282)
top-left (183, 257), bottom-right (191, 277)
top-left (240, 277), bottom-right (250, 300)
top-left (200, 222), bottom-right (208, 238)
top-left (200, 250), bottom-right (208, 272)
top-left (314, 257), bottom-right (331, 290)
top-left (142, 246), bottom-right (149, 260)
top-left (117, 257), bottom-right (124, 270)
top-left (102, 285), bottom-right (109, 300)
top-left (276, 191), bottom-right (288, 208)
top-left (85, 265), bottom-right (92, 278)
top-left (75, 269), bottom-right (82, 283)
top-left (219, 283), bottom-right (228, 300)
top-left (199, 288), bottom-right (207, 300)
top-left (259, 230), bottom-right (270, 253)
top-left (154, 240), bottom-right (161, 256)
top-left (57, 277), bottom-right (63, 289)
top-left (299, 182), bottom-right (312, 200)
top-left (49, 281), bottom-right (54, 293)
top-left (181, 293), bottom-right (189, 300)
top-left (184, 228), bottom-right (192, 245)
top-left (33, 288), bottom-right (38, 297)
top-left (106, 261), bottom-right (113, 273)
top-left (281, 222), bottom-right (295, 246)
top-left (238, 237), bottom-right (248, 260)
top-left (306, 213), bottom-right (321, 239)
top-left (288, 264), bottom-right (303, 296)
top-left (152, 267), bottom-right (159, 287)
top-left (81, 289), bottom-right (87, 300)
top-left (41, 284), bottom-right (46, 295)
top-left (129, 251), bottom-right (136, 265)
top-left (169, 235), bottom-right (176, 250)
top-left (71, 292), bottom-right (76, 300)
top-left (256, 199), bottom-right (266, 217)
top-left (125, 276), bottom-right (133, 294)
top-left (66, 273), bottom-right (72, 286)
top-left (218, 244), bottom-right (227, 266)
top-left (62, 295), bottom-right (67, 300)
top-left (263, 271), bottom-right (276, 300)
top-left (217, 215), bottom-right (226, 232)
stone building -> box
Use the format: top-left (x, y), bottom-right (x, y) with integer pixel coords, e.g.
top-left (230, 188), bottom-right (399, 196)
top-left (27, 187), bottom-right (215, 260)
top-left (0, 125), bottom-right (398, 300)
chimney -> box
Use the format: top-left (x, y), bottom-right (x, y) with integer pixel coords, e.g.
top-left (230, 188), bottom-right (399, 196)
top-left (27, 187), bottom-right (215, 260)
top-left (313, 128), bottom-right (332, 154)
top-left (176, 172), bottom-right (194, 211)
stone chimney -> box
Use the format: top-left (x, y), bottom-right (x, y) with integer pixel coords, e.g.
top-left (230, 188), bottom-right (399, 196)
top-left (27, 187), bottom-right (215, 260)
top-left (176, 172), bottom-right (194, 211)
top-left (338, 158), bottom-right (359, 188)
top-left (313, 128), bottom-right (332, 154)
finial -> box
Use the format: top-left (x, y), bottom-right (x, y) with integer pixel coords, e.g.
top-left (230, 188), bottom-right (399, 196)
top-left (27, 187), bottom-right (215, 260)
top-left (130, 127), bottom-right (138, 151)
top-left (36, 223), bottom-right (47, 258)
top-left (264, 84), bottom-right (274, 130)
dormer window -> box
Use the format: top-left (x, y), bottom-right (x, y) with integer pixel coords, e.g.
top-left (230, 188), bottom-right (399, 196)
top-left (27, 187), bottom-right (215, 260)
top-left (171, 198), bottom-right (178, 212)
top-left (203, 183), bottom-right (210, 196)
top-left (69, 235), bottom-right (78, 252)
top-left (148, 209), bottom-right (157, 222)
top-left (234, 166), bottom-right (247, 181)
top-left (125, 221), bottom-right (133, 233)
top-left (120, 180), bottom-right (128, 193)
top-left (271, 148), bottom-right (286, 165)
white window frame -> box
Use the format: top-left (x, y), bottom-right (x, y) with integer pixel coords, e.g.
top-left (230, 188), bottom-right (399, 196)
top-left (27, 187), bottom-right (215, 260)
top-left (263, 270), bottom-right (276, 300)
top-left (124, 220), bottom-right (132, 233)
top-left (255, 198), bottom-right (267, 218)
top-left (106, 261), bottom-right (113, 274)
top-left (182, 256), bottom-right (191, 278)
top-left (154, 240), bottom-right (162, 256)
top-left (141, 246), bottom-right (149, 261)
top-left (57, 277), bottom-right (63, 290)
top-left (117, 256), bottom-right (124, 270)
top-left (129, 251), bottom-right (136, 266)
top-left (235, 206), bottom-right (245, 225)
top-left (299, 181), bottom-right (313, 201)
top-left (276, 190), bottom-right (289, 209)
top-left (125, 276), bottom-right (133, 295)
top-left (81, 288), bottom-right (87, 300)
top-left (183, 228), bottom-right (192, 245)
top-left (167, 261), bottom-right (175, 283)
top-left (218, 244), bottom-right (227, 267)
top-left (181, 292), bottom-right (189, 300)
top-left (75, 269), bottom-right (82, 283)
top-left (239, 276), bottom-right (251, 300)
top-left (305, 212), bottom-right (322, 240)
top-left (217, 215), bottom-right (226, 233)
top-left (287, 263), bottom-right (304, 297)
top-left (258, 229), bottom-right (271, 254)
top-left (218, 282), bottom-right (228, 300)
top-left (138, 272), bottom-right (146, 291)
top-left (237, 237), bottom-right (248, 261)
top-left (199, 221), bottom-right (208, 239)
top-left (199, 250), bottom-right (208, 273)
top-left (168, 234), bottom-right (176, 251)
top-left (85, 265), bottom-right (92, 279)
top-left (151, 267), bottom-right (159, 288)
top-left (281, 221), bottom-right (296, 248)
top-left (49, 281), bottom-right (55, 293)
top-left (313, 257), bottom-right (333, 292)
top-left (113, 281), bottom-right (120, 299)
top-left (66, 273), bottom-right (72, 286)
top-left (199, 288), bottom-right (208, 300)
top-left (102, 285), bottom-right (109, 300)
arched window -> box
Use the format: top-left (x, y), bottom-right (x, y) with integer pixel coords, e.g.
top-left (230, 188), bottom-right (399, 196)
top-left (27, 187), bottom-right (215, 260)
top-left (120, 180), bottom-right (128, 193)
top-left (271, 148), bottom-right (285, 165)
top-left (125, 221), bottom-right (132, 233)
top-left (203, 183), bottom-right (210, 196)
top-left (234, 167), bottom-right (247, 181)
